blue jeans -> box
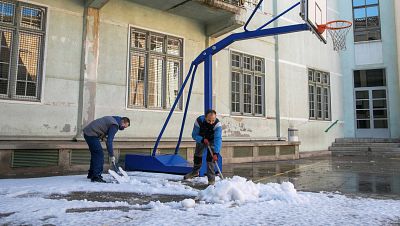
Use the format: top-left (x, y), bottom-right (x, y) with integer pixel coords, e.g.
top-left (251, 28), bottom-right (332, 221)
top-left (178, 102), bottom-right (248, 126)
top-left (84, 134), bottom-right (104, 178)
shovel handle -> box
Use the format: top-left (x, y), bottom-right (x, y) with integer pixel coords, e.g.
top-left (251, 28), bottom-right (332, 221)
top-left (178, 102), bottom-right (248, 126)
top-left (207, 145), bottom-right (224, 180)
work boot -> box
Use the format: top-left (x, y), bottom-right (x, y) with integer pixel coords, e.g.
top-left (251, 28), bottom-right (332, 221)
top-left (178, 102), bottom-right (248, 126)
top-left (91, 176), bottom-right (106, 183)
top-left (183, 171), bottom-right (199, 180)
top-left (87, 174), bottom-right (102, 179)
top-left (208, 178), bottom-right (215, 186)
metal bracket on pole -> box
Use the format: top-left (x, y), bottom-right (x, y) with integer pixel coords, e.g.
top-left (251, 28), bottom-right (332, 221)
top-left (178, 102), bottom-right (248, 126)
top-left (244, 1), bottom-right (301, 32)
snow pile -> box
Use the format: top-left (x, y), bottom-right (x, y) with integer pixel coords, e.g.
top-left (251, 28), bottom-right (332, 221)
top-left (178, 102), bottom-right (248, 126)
top-left (259, 181), bottom-right (306, 204)
top-left (181, 199), bottom-right (196, 208)
top-left (199, 176), bottom-right (305, 204)
top-left (199, 176), bottom-right (260, 204)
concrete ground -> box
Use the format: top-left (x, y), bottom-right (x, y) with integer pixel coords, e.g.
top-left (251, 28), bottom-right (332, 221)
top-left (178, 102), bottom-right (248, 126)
top-left (2, 155), bottom-right (400, 225)
top-left (48, 155), bottom-right (400, 207)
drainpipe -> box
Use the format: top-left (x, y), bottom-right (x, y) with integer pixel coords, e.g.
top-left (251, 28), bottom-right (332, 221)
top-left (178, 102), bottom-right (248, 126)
top-left (273, 0), bottom-right (281, 140)
top-left (396, 1), bottom-right (400, 103)
top-left (395, 0), bottom-right (400, 137)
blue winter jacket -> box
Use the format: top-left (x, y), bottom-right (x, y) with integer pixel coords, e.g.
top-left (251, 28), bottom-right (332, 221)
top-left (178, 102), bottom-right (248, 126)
top-left (191, 115), bottom-right (222, 153)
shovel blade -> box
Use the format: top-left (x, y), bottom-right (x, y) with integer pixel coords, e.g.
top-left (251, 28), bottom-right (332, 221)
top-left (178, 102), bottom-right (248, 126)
top-left (112, 162), bottom-right (124, 176)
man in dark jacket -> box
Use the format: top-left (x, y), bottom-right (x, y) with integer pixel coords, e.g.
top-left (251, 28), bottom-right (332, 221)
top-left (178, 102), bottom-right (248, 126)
top-left (83, 116), bottom-right (130, 182)
top-left (184, 109), bottom-right (222, 185)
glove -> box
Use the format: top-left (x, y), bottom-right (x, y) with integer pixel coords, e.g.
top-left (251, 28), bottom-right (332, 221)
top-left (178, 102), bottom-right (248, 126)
top-left (212, 153), bottom-right (218, 162)
top-left (202, 138), bottom-right (210, 146)
top-left (110, 156), bottom-right (116, 164)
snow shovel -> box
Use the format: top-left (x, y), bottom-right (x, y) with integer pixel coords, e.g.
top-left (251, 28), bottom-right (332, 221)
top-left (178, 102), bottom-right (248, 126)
top-left (111, 161), bottom-right (124, 176)
top-left (207, 145), bottom-right (224, 180)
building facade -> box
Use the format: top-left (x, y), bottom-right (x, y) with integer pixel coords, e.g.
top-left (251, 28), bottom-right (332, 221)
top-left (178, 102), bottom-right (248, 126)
top-left (0, 0), bottom-right (346, 176)
top-left (339, 0), bottom-right (400, 139)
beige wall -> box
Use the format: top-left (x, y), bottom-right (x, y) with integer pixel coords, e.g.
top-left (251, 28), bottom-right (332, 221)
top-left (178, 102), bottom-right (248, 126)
top-left (0, 0), bottom-right (344, 152)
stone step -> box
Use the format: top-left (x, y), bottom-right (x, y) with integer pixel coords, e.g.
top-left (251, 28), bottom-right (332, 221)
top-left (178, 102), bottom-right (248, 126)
top-left (334, 138), bottom-right (400, 143)
top-left (329, 146), bottom-right (400, 152)
top-left (331, 143), bottom-right (400, 148)
top-left (332, 151), bottom-right (400, 158)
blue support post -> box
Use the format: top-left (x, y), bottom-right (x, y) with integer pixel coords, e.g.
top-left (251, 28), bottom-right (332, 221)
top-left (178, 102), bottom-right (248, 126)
top-left (204, 54), bottom-right (213, 113)
top-left (152, 63), bottom-right (196, 156)
top-left (128, 0), bottom-right (321, 176)
top-left (175, 64), bottom-right (198, 154)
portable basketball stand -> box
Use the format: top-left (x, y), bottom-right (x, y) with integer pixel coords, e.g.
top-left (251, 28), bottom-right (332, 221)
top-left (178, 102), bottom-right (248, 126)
top-left (125, 0), bottom-right (352, 175)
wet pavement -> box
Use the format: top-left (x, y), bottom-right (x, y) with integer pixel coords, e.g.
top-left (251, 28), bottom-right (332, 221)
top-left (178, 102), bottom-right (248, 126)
top-left (46, 155), bottom-right (400, 209)
top-left (224, 155), bottom-right (400, 199)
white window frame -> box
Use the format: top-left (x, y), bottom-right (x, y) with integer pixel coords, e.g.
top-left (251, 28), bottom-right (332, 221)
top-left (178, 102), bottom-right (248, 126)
top-left (308, 68), bottom-right (331, 121)
top-left (127, 26), bottom-right (184, 110)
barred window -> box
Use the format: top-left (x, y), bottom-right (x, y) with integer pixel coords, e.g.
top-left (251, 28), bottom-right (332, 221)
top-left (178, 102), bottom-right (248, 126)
top-left (308, 69), bottom-right (331, 120)
top-left (352, 0), bottom-right (381, 42)
top-left (0, 1), bottom-right (46, 101)
top-left (128, 27), bottom-right (183, 109)
top-left (231, 52), bottom-right (265, 116)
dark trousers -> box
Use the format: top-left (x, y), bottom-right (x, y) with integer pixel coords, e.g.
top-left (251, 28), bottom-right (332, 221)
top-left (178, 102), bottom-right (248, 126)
top-left (192, 143), bottom-right (215, 181)
top-left (84, 134), bottom-right (104, 178)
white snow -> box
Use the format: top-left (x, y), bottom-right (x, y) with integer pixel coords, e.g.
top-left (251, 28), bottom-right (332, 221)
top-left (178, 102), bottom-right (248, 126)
top-left (181, 199), bottom-right (196, 208)
top-left (1, 173), bottom-right (400, 225)
top-left (199, 176), bottom-right (261, 203)
top-left (108, 169), bottom-right (130, 183)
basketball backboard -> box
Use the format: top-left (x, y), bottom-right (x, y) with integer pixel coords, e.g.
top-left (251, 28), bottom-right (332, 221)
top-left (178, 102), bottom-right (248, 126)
top-left (301, 0), bottom-right (327, 43)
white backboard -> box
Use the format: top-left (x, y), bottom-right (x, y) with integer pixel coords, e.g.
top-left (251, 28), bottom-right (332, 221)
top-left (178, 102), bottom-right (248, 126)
top-left (301, 0), bottom-right (327, 43)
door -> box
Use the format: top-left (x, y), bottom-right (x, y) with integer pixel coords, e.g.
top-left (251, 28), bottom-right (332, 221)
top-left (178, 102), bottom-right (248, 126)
top-left (354, 69), bottom-right (389, 138)
top-left (355, 88), bottom-right (389, 138)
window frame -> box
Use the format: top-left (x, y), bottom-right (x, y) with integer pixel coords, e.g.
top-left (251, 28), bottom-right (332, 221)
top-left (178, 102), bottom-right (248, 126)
top-left (230, 50), bottom-right (265, 117)
top-left (127, 26), bottom-right (184, 110)
top-left (0, 1), bottom-right (47, 102)
top-left (352, 0), bottom-right (381, 42)
top-left (308, 68), bottom-right (331, 121)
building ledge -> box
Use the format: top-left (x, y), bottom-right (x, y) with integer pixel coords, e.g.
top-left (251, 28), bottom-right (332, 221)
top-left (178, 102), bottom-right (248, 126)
top-left (127, 0), bottom-right (247, 37)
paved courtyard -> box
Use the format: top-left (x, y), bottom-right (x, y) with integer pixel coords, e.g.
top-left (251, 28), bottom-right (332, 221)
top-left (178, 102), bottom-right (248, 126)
top-left (1, 155), bottom-right (400, 225)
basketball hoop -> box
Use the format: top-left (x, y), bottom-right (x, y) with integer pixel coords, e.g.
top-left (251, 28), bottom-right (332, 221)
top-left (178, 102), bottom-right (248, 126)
top-left (317, 20), bottom-right (353, 51)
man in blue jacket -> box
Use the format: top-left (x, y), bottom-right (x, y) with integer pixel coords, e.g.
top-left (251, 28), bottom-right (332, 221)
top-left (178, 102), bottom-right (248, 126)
top-left (184, 109), bottom-right (222, 185)
top-left (83, 116), bottom-right (130, 182)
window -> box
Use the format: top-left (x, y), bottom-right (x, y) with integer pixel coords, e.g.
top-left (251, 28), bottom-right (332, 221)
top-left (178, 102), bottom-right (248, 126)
top-left (0, 1), bottom-right (46, 101)
top-left (353, 69), bottom-right (388, 129)
top-left (128, 27), bottom-right (183, 109)
top-left (231, 52), bottom-right (265, 116)
top-left (352, 0), bottom-right (381, 42)
top-left (354, 69), bottom-right (386, 88)
top-left (308, 69), bottom-right (331, 120)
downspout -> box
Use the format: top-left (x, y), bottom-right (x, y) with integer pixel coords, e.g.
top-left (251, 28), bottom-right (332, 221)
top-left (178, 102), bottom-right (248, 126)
top-left (273, 0), bottom-right (281, 140)
top-left (396, 1), bottom-right (400, 105)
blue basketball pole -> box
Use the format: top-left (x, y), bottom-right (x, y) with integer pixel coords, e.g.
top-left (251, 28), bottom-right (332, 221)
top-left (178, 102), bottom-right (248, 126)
top-left (175, 64), bottom-right (198, 154)
top-left (204, 54), bottom-right (213, 112)
top-left (126, 1), bottom-right (313, 175)
top-left (152, 63), bottom-right (195, 156)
